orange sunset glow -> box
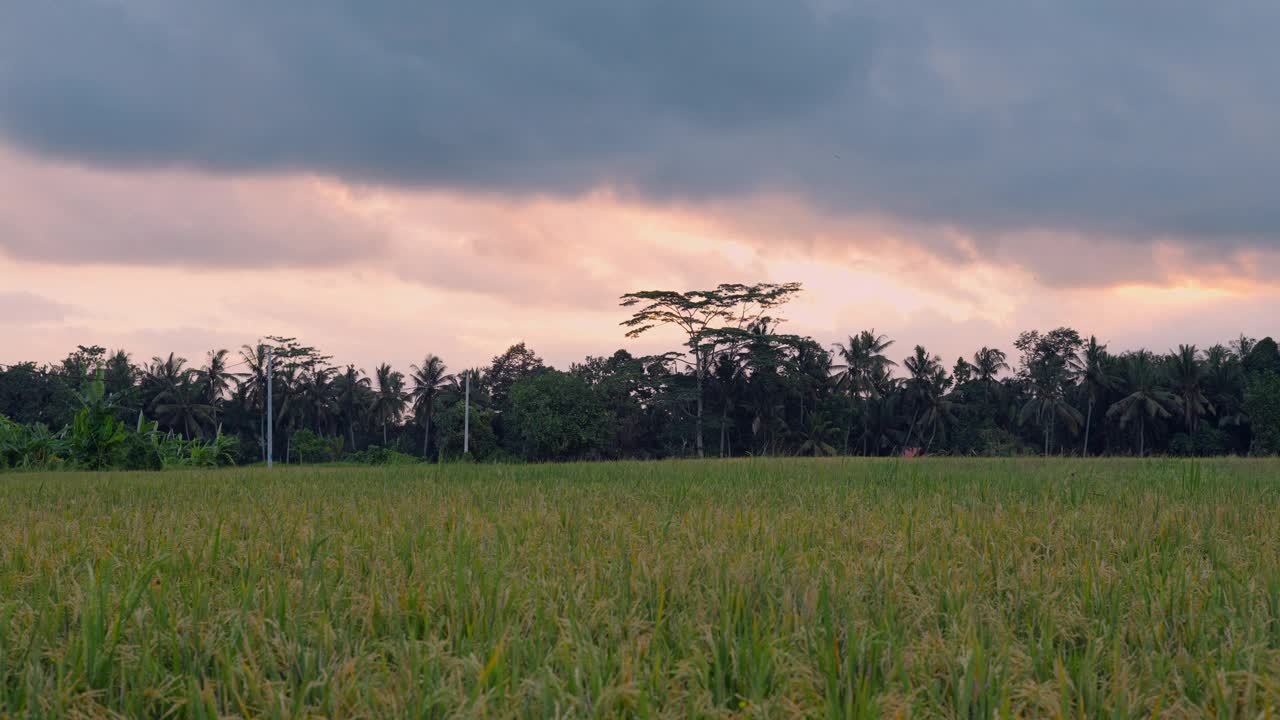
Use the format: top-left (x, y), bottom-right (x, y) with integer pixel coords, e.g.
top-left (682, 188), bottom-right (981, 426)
top-left (4, 139), bottom-right (1277, 371)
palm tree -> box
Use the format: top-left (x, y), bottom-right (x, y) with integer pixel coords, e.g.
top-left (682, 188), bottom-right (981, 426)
top-left (865, 362), bottom-right (896, 400)
top-left (1204, 344), bottom-right (1245, 429)
top-left (152, 371), bottom-right (213, 439)
top-left (1107, 351), bottom-right (1176, 457)
top-left (409, 355), bottom-right (450, 459)
top-left (833, 330), bottom-right (895, 454)
top-left (1019, 359), bottom-right (1083, 456)
top-left (371, 363), bottom-right (406, 447)
top-left (142, 353), bottom-right (190, 433)
top-left (236, 343), bottom-right (272, 460)
top-left (902, 345), bottom-right (941, 449)
top-left (1019, 384), bottom-right (1083, 457)
top-left (796, 412), bottom-right (837, 457)
top-left (951, 356), bottom-right (974, 386)
top-left (1165, 344), bottom-right (1213, 434)
top-left (1069, 336), bottom-right (1117, 457)
top-left (855, 388), bottom-right (905, 456)
top-left (275, 362), bottom-right (307, 461)
top-left (903, 345), bottom-right (941, 382)
top-left (334, 365), bottom-right (372, 450)
top-left (711, 351), bottom-right (744, 458)
top-left (143, 352), bottom-right (186, 387)
top-left (444, 368), bottom-right (488, 409)
top-left (300, 366), bottom-right (338, 436)
top-left (972, 347), bottom-right (1010, 412)
top-left (199, 349), bottom-right (239, 430)
top-left (918, 368), bottom-right (957, 453)
top-left (236, 344), bottom-right (269, 407)
top-left (199, 350), bottom-right (235, 402)
top-left (789, 339), bottom-right (831, 428)
top-left (736, 320), bottom-right (793, 454)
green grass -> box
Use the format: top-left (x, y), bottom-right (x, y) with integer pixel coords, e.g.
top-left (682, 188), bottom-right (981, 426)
top-left (2, 459), bottom-right (1279, 718)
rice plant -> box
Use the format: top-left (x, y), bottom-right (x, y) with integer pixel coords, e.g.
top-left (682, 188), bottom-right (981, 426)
top-left (1, 458), bottom-right (1278, 717)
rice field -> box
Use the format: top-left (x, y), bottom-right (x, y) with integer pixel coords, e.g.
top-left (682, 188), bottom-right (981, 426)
top-left (1, 458), bottom-right (1279, 718)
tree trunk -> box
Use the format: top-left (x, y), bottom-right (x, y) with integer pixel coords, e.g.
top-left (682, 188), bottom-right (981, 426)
top-left (843, 397), bottom-right (855, 455)
top-left (695, 360), bottom-right (705, 459)
top-left (1139, 415), bottom-right (1145, 457)
top-left (1083, 399), bottom-right (1093, 458)
top-left (719, 401), bottom-right (728, 458)
top-left (422, 412), bottom-right (432, 460)
top-left (349, 421), bottom-right (356, 452)
top-left (904, 408), bottom-right (921, 449)
top-left (382, 421), bottom-right (387, 447)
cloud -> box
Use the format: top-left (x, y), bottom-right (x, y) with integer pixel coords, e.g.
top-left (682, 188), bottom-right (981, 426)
top-left (0, 139), bottom-right (766, 312)
top-left (0, 145), bottom-right (387, 268)
top-left (0, 254), bottom-right (661, 371)
top-left (374, 189), bottom-right (765, 307)
top-left (3, 1), bottom-right (1280, 260)
top-left (0, 291), bottom-right (75, 325)
top-left (4, 231), bottom-right (1278, 375)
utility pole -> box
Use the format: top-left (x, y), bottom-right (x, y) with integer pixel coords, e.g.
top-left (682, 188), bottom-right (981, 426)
top-left (463, 370), bottom-right (470, 456)
top-left (266, 345), bottom-right (273, 469)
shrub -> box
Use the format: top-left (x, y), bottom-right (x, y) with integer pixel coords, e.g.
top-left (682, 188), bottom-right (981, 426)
top-left (136, 424), bottom-right (240, 469)
top-left (347, 446), bottom-right (420, 465)
top-left (120, 433), bottom-right (164, 471)
top-left (291, 430), bottom-right (342, 464)
top-left (67, 406), bottom-right (128, 470)
top-left (187, 434), bottom-right (240, 467)
top-left (0, 415), bottom-right (20, 469)
top-left (977, 428), bottom-right (1026, 457)
top-left (1170, 428), bottom-right (1230, 457)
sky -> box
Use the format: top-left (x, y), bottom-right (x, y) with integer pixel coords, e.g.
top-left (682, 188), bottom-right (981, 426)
top-left (3, 1), bottom-right (1280, 373)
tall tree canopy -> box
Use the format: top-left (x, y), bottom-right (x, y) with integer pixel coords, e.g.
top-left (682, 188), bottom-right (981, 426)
top-left (3, 284), bottom-right (1279, 467)
top-left (619, 282), bottom-right (802, 457)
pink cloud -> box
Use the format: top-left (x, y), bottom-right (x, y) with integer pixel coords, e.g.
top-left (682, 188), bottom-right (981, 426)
top-left (0, 144), bottom-right (388, 268)
top-left (3, 141), bottom-right (1280, 373)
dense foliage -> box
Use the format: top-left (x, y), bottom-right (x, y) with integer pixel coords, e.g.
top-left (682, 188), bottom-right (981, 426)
top-left (3, 283), bottom-right (1279, 467)
top-left (0, 368), bottom-right (237, 471)
top-left (3, 459), bottom-right (1280, 716)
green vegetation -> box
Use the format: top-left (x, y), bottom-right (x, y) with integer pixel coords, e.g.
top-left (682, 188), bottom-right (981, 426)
top-left (2, 458), bottom-right (1279, 717)
top-left (0, 371), bottom-right (237, 472)
top-left (3, 284), bottom-right (1280, 463)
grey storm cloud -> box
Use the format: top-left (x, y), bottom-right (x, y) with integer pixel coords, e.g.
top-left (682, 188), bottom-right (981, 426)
top-left (3, 1), bottom-right (1280, 252)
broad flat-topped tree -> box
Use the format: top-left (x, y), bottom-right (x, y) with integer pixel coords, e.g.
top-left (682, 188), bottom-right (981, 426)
top-left (619, 282), bottom-right (802, 458)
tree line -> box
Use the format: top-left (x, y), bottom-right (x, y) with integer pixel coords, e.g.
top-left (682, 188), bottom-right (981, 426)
top-left (4, 282), bottom-right (1280, 469)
